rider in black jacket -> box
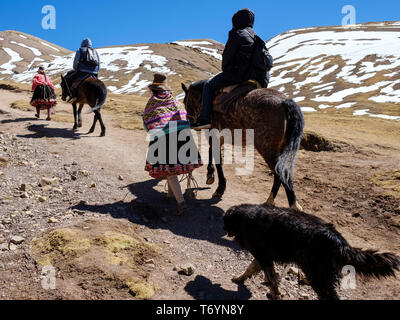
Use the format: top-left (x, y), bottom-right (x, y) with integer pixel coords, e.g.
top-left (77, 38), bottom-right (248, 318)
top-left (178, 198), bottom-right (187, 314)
top-left (192, 8), bottom-right (268, 130)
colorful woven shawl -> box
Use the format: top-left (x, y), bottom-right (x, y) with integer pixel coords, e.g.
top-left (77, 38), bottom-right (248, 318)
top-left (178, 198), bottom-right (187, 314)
top-left (143, 92), bottom-right (188, 135)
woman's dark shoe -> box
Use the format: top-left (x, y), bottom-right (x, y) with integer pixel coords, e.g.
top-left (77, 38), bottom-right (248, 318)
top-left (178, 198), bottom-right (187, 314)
top-left (176, 202), bottom-right (187, 216)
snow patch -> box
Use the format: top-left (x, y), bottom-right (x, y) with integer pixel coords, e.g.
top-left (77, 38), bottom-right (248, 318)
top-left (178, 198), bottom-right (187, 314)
top-left (40, 41), bottom-right (61, 52)
top-left (0, 48), bottom-right (23, 74)
top-left (10, 41), bottom-right (42, 56)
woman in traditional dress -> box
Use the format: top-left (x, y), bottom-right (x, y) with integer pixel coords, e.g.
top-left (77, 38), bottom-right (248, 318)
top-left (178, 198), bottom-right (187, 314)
top-left (30, 67), bottom-right (57, 120)
top-left (143, 74), bottom-right (202, 216)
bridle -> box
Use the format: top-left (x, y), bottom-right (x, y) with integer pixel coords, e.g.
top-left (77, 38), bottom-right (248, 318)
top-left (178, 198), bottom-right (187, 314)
top-left (61, 76), bottom-right (72, 98)
top-left (183, 88), bottom-right (201, 122)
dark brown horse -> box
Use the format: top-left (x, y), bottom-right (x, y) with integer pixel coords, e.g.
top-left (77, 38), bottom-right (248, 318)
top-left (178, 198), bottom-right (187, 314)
top-left (181, 81), bottom-right (304, 211)
top-left (60, 74), bottom-right (108, 137)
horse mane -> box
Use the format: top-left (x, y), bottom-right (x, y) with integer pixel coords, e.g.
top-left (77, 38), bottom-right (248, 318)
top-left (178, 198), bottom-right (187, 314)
top-left (189, 79), bottom-right (207, 92)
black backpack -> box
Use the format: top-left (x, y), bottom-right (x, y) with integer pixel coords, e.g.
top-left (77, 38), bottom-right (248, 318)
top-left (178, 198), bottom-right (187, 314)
top-left (250, 34), bottom-right (274, 72)
top-left (80, 47), bottom-right (99, 68)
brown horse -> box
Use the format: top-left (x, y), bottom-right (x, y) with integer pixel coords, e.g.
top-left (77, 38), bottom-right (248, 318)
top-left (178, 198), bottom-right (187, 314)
top-left (60, 74), bottom-right (108, 137)
top-left (181, 81), bottom-right (304, 211)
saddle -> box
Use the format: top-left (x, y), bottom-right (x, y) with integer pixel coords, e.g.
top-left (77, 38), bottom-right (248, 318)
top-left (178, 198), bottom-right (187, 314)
top-left (213, 80), bottom-right (261, 113)
top-left (70, 73), bottom-right (97, 91)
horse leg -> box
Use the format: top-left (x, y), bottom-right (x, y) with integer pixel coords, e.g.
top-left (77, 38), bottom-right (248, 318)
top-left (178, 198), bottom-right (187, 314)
top-left (72, 103), bottom-right (78, 130)
top-left (88, 112), bottom-right (98, 134)
top-left (213, 149), bottom-right (226, 198)
top-left (206, 139), bottom-right (215, 185)
top-left (77, 104), bottom-right (84, 127)
top-left (95, 110), bottom-right (106, 137)
top-left (266, 173), bottom-right (282, 206)
top-left (282, 175), bottom-right (303, 211)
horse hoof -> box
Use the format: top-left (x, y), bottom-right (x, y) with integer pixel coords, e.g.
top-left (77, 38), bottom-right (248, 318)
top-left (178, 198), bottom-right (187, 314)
top-left (73, 127), bottom-right (78, 131)
top-left (100, 132), bottom-right (106, 137)
top-left (87, 130), bottom-right (94, 134)
top-left (206, 176), bottom-right (215, 185)
top-left (78, 123), bottom-right (83, 128)
top-left (291, 202), bottom-right (303, 212)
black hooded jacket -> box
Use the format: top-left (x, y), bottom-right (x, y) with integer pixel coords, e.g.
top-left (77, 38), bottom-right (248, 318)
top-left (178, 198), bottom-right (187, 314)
top-left (222, 9), bottom-right (269, 87)
top-left (222, 9), bottom-right (256, 84)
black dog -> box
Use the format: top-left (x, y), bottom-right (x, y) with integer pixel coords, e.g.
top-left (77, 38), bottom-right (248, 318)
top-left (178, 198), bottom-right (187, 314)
top-left (224, 204), bottom-right (400, 300)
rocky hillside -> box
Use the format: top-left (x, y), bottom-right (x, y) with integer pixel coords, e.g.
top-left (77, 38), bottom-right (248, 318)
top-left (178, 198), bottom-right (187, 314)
top-left (0, 31), bottom-right (223, 95)
top-left (2, 22), bottom-right (400, 120)
top-left (267, 21), bottom-right (400, 120)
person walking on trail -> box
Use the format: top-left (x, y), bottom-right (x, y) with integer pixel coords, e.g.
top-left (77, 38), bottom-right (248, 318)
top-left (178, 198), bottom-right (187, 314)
top-left (143, 74), bottom-right (202, 216)
top-left (66, 38), bottom-right (100, 103)
top-left (191, 8), bottom-right (273, 130)
top-left (30, 66), bottom-right (57, 121)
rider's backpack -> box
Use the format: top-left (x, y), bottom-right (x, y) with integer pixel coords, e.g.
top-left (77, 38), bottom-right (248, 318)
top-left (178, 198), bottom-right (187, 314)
top-left (80, 47), bottom-right (99, 68)
top-left (251, 35), bottom-right (274, 72)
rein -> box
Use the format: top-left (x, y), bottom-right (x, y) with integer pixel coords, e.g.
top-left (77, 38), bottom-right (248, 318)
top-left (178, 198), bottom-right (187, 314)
top-left (184, 89), bottom-right (201, 121)
top-left (62, 77), bottom-right (73, 98)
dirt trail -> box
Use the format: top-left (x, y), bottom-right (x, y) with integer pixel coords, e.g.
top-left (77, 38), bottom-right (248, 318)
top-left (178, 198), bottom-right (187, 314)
top-left (0, 89), bottom-right (399, 300)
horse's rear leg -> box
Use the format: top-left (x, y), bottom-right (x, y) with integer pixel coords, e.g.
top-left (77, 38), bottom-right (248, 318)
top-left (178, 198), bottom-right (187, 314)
top-left (282, 175), bottom-right (303, 211)
top-left (95, 110), bottom-right (106, 137)
top-left (77, 104), bottom-right (84, 127)
top-left (265, 173), bottom-right (282, 206)
top-left (88, 113), bottom-right (98, 134)
top-left (72, 103), bottom-right (78, 130)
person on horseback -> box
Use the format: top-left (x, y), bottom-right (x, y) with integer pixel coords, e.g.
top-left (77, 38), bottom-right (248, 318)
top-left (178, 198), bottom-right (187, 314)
top-left (30, 66), bottom-right (57, 120)
top-left (66, 38), bottom-right (100, 103)
top-left (191, 8), bottom-right (272, 130)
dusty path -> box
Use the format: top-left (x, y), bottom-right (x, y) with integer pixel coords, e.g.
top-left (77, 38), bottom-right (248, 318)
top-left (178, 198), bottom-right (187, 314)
top-left (0, 88), bottom-right (399, 300)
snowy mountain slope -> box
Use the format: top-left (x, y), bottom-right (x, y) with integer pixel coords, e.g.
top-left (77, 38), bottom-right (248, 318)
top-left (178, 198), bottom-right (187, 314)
top-left (1, 22), bottom-right (400, 120)
top-left (266, 21), bottom-right (400, 119)
top-left (0, 30), bottom-right (71, 77)
top-left (0, 30), bottom-right (223, 95)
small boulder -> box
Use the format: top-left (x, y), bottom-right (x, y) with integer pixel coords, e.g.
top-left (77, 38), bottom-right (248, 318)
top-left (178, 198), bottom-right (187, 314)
top-left (48, 217), bottom-right (58, 224)
top-left (179, 264), bottom-right (195, 276)
top-left (10, 235), bottom-right (25, 245)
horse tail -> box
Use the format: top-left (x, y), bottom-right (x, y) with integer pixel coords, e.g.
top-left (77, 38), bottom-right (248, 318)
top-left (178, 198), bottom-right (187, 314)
top-left (86, 82), bottom-right (108, 114)
top-left (275, 99), bottom-right (304, 186)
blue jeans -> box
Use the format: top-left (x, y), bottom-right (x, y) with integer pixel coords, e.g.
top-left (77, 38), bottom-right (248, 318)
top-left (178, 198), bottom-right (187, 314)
top-left (199, 73), bottom-right (228, 122)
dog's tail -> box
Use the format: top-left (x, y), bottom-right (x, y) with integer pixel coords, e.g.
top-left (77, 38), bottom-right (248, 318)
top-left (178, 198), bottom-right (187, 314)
top-left (345, 248), bottom-right (400, 279)
top-left (275, 99), bottom-right (305, 186)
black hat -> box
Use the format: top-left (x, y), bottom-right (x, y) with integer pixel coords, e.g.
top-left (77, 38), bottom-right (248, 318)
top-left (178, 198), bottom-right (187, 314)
top-left (148, 73), bottom-right (172, 92)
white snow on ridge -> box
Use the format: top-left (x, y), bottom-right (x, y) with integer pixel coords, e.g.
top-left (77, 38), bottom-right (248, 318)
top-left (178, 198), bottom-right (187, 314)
top-left (10, 41), bottom-right (42, 56)
top-left (268, 30), bottom-right (400, 65)
top-left (313, 81), bottom-right (392, 103)
top-left (173, 41), bottom-right (222, 60)
top-left (19, 34), bottom-right (27, 39)
top-left (113, 72), bottom-right (152, 95)
top-left (0, 37), bottom-right (4, 41)
top-left (40, 41), bottom-right (61, 52)
top-left (98, 46), bottom-right (175, 75)
top-left (0, 48), bottom-right (23, 74)
top-left (301, 107), bottom-right (317, 112)
top-left (353, 109), bottom-right (400, 121)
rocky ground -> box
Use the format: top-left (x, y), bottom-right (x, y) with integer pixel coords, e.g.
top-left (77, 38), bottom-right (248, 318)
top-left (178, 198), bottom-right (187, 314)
top-left (0, 88), bottom-right (399, 300)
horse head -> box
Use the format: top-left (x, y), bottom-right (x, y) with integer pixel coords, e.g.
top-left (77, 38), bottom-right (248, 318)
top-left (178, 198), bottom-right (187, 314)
top-left (181, 81), bottom-right (205, 124)
top-left (60, 75), bottom-right (69, 101)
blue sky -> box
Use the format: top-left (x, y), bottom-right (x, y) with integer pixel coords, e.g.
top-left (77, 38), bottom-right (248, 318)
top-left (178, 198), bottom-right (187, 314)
top-left (1, 0), bottom-right (399, 50)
